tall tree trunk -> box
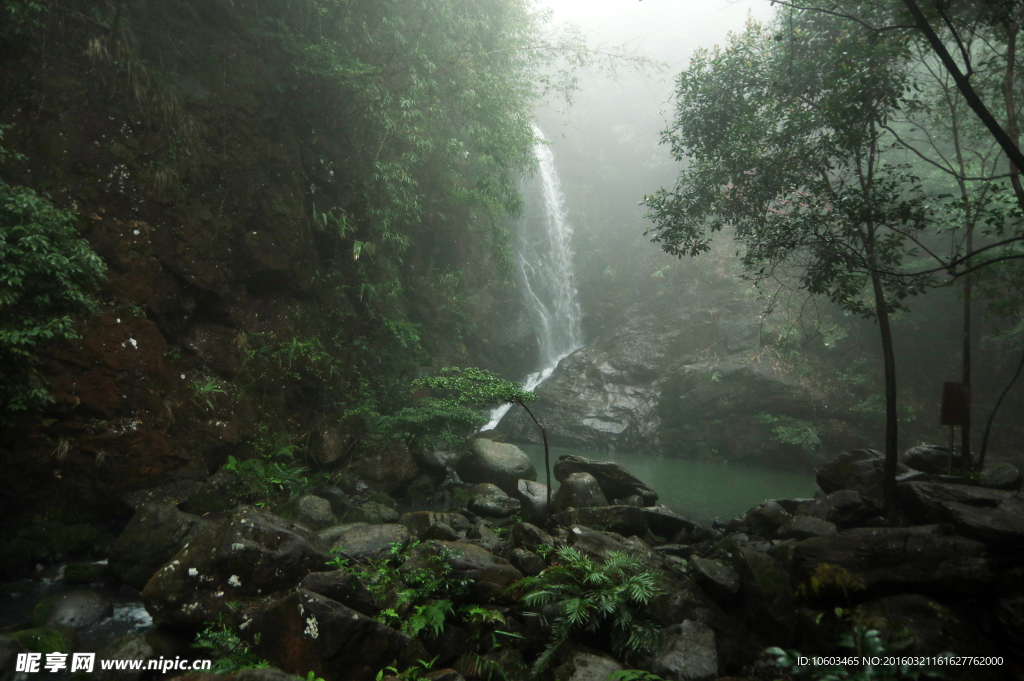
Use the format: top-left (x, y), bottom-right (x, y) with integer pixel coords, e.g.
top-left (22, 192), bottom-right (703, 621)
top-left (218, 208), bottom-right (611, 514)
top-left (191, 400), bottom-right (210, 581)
top-left (1002, 18), bottom-right (1024, 208)
top-left (865, 225), bottom-right (899, 517)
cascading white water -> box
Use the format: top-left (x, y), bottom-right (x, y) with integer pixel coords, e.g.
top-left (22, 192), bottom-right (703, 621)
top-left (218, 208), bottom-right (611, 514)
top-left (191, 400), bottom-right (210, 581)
top-left (481, 126), bottom-right (582, 430)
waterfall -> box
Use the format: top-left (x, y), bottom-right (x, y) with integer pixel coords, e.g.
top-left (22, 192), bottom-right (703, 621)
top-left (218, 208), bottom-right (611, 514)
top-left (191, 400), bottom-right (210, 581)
top-left (481, 126), bottom-right (582, 430)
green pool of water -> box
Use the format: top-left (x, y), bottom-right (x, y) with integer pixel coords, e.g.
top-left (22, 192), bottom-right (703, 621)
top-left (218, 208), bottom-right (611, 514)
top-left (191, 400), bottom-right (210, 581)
top-left (519, 444), bottom-right (819, 523)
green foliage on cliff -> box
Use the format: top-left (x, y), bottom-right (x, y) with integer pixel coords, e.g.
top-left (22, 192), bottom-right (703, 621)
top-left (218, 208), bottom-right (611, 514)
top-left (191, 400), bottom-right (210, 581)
top-left (0, 156), bottom-right (106, 419)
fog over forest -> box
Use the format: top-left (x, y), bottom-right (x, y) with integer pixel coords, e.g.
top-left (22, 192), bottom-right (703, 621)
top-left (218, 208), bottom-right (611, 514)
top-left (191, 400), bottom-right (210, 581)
top-left (2, 1), bottom-right (1023, 678)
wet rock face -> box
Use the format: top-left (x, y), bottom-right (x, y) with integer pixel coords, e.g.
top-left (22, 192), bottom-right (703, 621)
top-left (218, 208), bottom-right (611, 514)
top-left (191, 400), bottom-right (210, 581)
top-left (497, 294), bottom-right (836, 469)
top-left (142, 506), bottom-right (328, 628)
top-left (455, 439), bottom-right (536, 495)
top-left (816, 449), bottom-right (919, 507)
top-left (897, 481), bottom-right (1024, 548)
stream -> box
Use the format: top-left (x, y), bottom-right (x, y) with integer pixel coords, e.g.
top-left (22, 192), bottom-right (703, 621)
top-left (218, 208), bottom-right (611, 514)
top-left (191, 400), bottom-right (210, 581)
top-left (519, 444), bottom-right (818, 524)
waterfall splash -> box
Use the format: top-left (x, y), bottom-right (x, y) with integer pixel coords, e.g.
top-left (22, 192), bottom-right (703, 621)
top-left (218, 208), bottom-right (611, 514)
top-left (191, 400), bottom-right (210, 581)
top-left (481, 126), bottom-right (582, 430)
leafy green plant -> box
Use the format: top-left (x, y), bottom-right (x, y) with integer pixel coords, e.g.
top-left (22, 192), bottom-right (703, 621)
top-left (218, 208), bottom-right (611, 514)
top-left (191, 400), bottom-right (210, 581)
top-left (192, 620), bottom-right (269, 673)
top-left (191, 377), bottom-right (226, 414)
top-left (512, 546), bottom-right (663, 675)
top-left (0, 134), bottom-right (106, 420)
top-left (767, 627), bottom-right (949, 680)
top-left (755, 412), bottom-right (823, 456)
top-left (375, 657), bottom-right (437, 681)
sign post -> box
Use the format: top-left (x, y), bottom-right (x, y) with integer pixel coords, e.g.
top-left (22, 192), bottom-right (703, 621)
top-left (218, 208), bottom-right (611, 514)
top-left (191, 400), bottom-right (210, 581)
top-left (940, 382), bottom-right (970, 474)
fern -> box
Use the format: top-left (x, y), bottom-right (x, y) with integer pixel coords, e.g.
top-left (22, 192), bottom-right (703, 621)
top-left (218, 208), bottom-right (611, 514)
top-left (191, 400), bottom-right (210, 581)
top-left (193, 621), bottom-right (269, 673)
top-left (402, 600), bottom-right (454, 638)
top-left (511, 546), bottom-right (664, 675)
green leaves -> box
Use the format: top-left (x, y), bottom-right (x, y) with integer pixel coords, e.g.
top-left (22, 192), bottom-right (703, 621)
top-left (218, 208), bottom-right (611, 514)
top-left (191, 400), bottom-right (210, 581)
top-left (511, 546), bottom-right (664, 675)
top-left (0, 177), bottom-right (105, 420)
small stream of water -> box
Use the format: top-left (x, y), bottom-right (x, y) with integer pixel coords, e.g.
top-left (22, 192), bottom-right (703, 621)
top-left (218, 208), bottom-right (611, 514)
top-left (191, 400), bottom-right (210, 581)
top-left (520, 444), bottom-right (818, 524)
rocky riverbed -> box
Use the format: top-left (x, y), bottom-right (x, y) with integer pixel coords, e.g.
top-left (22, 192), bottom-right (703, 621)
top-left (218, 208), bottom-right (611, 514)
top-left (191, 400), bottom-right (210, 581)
top-left (2, 439), bottom-right (1023, 681)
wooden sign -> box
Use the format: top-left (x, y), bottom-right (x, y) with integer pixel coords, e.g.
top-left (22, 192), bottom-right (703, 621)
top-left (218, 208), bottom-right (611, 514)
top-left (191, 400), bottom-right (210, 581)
top-left (940, 382), bottom-right (970, 426)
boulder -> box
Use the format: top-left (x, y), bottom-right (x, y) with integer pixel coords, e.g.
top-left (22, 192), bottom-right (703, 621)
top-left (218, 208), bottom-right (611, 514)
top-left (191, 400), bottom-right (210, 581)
top-left (900, 444), bottom-right (954, 475)
top-left (276, 495), bottom-right (334, 530)
top-left (775, 516), bottom-right (838, 540)
top-left (32, 590), bottom-right (112, 629)
top-left (511, 522), bottom-right (555, 553)
top-left (552, 506), bottom-right (648, 538)
top-left (340, 441), bottom-right (420, 495)
top-left (790, 527), bottom-right (994, 596)
top-left (311, 427), bottom-right (354, 467)
top-left (740, 500), bottom-right (792, 538)
top-left (688, 556), bottom-right (740, 601)
top-left (733, 546), bottom-right (795, 645)
top-left (405, 473), bottom-right (437, 504)
top-left (455, 439), bottom-right (536, 495)
top-left (253, 589), bottom-right (426, 681)
top-left (510, 548), bottom-right (546, 576)
top-left (553, 455), bottom-right (659, 506)
top-left (319, 523), bottom-right (410, 562)
top-left (343, 501), bottom-right (399, 525)
top-left (793, 490), bottom-right (880, 528)
top-left (897, 481), bottom-right (1024, 548)
top-left (403, 541), bottom-right (523, 603)
top-left (553, 472), bottom-right (608, 512)
top-left (309, 486), bottom-right (357, 518)
top-left (181, 469), bottom-right (241, 514)
top-left (95, 634), bottom-right (156, 681)
top-left (142, 506), bottom-right (328, 628)
top-left (399, 511), bottom-right (471, 541)
top-left (512, 479), bottom-right (550, 521)
top-left (642, 506), bottom-right (705, 541)
top-left (554, 649), bottom-right (623, 681)
top-left (642, 621), bottom-right (719, 681)
top-left (467, 487), bottom-right (522, 519)
top-left (817, 449), bottom-right (918, 507)
top-left (108, 503), bottom-right (212, 590)
top-left (299, 570), bottom-right (376, 617)
top-left (978, 462), bottom-right (1023, 491)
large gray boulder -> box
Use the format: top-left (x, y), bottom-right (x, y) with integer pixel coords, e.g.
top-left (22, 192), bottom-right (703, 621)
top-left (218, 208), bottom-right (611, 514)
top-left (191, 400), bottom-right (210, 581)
top-left (553, 455), bottom-right (659, 506)
top-left (142, 506), bottom-right (328, 628)
top-left (553, 472), bottom-right (608, 512)
top-left (108, 503), bottom-right (212, 590)
top-left (399, 511), bottom-right (471, 541)
top-left (339, 441), bottom-right (420, 495)
top-left (901, 444), bottom-right (954, 475)
top-left (276, 495), bottom-right (334, 530)
top-left (643, 621), bottom-right (719, 681)
top-left (318, 523), bottom-right (410, 562)
top-left (402, 541), bottom-right (523, 603)
top-left (554, 650), bottom-right (623, 681)
top-left (456, 439), bottom-right (536, 495)
top-left (32, 590), bottom-right (112, 629)
top-left (513, 478), bottom-right (551, 521)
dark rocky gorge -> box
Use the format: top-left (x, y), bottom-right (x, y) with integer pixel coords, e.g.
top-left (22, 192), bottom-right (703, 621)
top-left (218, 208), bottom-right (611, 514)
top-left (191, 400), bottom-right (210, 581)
top-left (3, 440), bottom-right (1023, 681)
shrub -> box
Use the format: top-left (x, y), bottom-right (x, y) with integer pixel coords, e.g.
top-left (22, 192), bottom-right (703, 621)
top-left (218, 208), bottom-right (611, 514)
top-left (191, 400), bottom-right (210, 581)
top-left (0, 171), bottom-right (106, 420)
top-left (512, 546), bottom-right (663, 675)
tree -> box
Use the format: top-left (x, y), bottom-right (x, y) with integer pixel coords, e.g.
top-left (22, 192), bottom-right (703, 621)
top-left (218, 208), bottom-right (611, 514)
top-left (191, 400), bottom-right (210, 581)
top-left (644, 12), bottom-right (931, 514)
top-left (394, 367), bottom-right (555, 513)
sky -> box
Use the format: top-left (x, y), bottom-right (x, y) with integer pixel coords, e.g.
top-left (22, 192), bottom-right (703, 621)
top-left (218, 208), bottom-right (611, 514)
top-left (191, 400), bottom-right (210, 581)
top-left (540, 0), bottom-right (777, 68)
